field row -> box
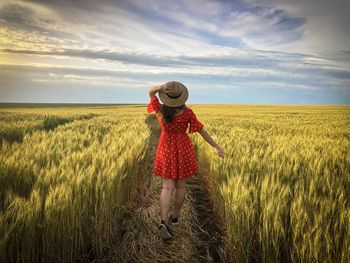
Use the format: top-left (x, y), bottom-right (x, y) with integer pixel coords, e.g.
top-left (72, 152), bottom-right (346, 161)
top-left (0, 112), bottom-right (98, 143)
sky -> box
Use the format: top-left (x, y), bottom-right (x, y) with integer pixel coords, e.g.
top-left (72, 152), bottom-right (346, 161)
top-left (0, 0), bottom-right (349, 104)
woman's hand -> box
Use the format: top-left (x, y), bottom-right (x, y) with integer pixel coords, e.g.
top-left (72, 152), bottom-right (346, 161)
top-left (215, 145), bottom-right (225, 158)
top-left (149, 82), bottom-right (175, 100)
top-left (149, 85), bottom-right (163, 99)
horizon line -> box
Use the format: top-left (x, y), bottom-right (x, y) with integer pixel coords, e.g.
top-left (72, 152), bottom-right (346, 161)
top-left (0, 102), bottom-right (349, 107)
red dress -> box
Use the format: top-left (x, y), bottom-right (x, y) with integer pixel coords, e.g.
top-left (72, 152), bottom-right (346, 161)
top-left (147, 95), bottom-right (204, 180)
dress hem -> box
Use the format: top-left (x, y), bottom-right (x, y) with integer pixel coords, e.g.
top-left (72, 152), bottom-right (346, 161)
top-left (153, 173), bottom-right (198, 180)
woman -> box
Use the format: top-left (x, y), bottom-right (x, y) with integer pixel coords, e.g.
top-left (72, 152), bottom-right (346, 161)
top-left (147, 81), bottom-right (225, 241)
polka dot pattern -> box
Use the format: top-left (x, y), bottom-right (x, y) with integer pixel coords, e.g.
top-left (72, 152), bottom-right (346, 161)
top-left (147, 95), bottom-right (204, 180)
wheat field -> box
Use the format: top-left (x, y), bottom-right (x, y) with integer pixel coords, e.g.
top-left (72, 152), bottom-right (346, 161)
top-left (191, 104), bottom-right (350, 262)
top-left (0, 105), bottom-right (150, 262)
top-left (0, 104), bottom-right (349, 262)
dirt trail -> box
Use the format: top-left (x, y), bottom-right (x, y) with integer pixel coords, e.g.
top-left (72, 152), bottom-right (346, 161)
top-left (111, 116), bottom-right (227, 262)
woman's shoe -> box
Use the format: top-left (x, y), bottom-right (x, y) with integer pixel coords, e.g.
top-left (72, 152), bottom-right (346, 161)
top-left (168, 214), bottom-right (179, 225)
top-left (159, 220), bottom-right (173, 240)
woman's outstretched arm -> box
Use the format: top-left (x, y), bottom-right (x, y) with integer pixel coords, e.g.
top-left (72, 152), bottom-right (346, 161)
top-left (198, 128), bottom-right (225, 158)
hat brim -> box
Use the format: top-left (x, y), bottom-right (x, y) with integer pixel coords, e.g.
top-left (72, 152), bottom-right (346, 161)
top-left (159, 86), bottom-right (188, 107)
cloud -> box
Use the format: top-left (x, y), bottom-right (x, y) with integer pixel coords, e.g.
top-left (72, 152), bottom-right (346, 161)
top-left (243, 0), bottom-right (350, 53)
top-left (1, 62), bottom-right (349, 104)
top-left (0, 54), bottom-right (347, 91)
top-left (0, 0), bottom-right (307, 52)
top-left (2, 0), bottom-right (348, 57)
top-left (0, 0), bottom-right (349, 104)
top-left (1, 47), bottom-right (349, 83)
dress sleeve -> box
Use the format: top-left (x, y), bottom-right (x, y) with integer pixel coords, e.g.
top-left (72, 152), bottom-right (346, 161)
top-left (188, 108), bottom-right (204, 133)
top-left (147, 95), bottom-right (162, 113)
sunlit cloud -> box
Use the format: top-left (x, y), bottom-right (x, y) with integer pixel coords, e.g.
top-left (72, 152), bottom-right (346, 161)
top-left (0, 0), bottom-right (349, 104)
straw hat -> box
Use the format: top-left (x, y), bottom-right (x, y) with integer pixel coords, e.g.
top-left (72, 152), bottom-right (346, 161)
top-left (159, 81), bottom-right (189, 107)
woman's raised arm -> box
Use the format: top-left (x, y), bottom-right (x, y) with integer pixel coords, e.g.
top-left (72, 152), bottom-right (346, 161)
top-left (149, 83), bottom-right (176, 100)
top-left (148, 85), bottom-right (162, 100)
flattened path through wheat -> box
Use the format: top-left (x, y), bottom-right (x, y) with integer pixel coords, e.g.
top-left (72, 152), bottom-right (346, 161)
top-left (112, 116), bottom-right (226, 263)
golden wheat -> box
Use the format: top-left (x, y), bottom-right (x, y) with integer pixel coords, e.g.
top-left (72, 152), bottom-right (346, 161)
top-left (1, 104), bottom-right (349, 262)
top-left (191, 105), bottom-right (350, 263)
top-left (0, 107), bottom-right (150, 262)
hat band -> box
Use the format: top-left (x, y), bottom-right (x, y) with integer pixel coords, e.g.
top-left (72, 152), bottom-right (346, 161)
top-left (166, 91), bottom-right (182, 99)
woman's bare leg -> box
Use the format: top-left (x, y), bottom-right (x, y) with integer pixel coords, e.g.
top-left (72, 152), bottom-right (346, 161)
top-left (160, 178), bottom-right (175, 224)
top-left (174, 178), bottom-right (187, 217)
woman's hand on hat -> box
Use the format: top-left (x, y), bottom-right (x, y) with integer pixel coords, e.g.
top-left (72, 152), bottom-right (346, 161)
top-left (215, 145), bottom-right (225, 159)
